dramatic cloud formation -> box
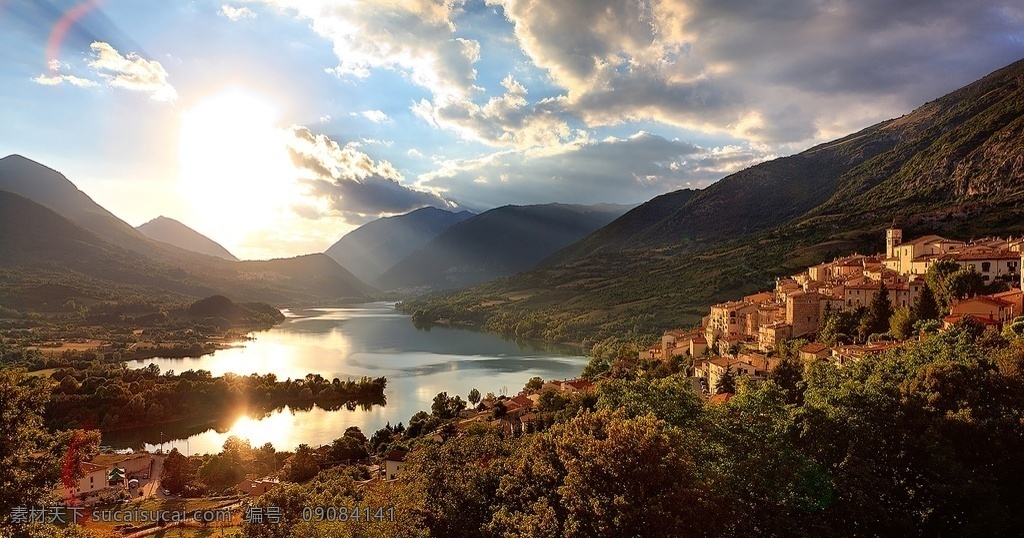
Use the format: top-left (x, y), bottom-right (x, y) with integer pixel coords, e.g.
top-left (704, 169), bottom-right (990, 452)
top-left (285, 126), bottom-right (453, 222)
top-left (88, 41), bottom-right (177, 101)
top-left (412, 74), bottom-right (586, 149)
top-left (254, 0), bottom-right (480, 104)
top-left (220, 4), bottom-right (256, 21)
top-left (420, 131), bottom-right (773, 209)
top-left (488, 0), bottom-right (1024, 143)
top-left (245, 0), bottom-right (1024, 216)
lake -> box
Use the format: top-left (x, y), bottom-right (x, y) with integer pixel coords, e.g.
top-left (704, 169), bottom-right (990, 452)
top-left (106, 303), bottom-right (587, 455)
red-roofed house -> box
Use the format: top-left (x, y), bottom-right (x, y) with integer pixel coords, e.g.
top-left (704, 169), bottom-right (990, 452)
top-left (709, 392), bottom-right (733, 405)
top-left (950, 295), bottom-right (1017, 325)
top-left (384, 450), bottom-right (408, 480)
top-left (799, 342), bottom-right (830, 361)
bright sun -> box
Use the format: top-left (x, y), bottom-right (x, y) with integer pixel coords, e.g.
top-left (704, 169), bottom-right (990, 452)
top-left (178, 88), bottom-right (299, 249)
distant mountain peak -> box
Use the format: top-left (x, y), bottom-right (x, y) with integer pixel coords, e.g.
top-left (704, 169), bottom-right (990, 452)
top-left (324, 206), bottom-right (476, 283)
top-left (137, 216), bottom-right (238, 261)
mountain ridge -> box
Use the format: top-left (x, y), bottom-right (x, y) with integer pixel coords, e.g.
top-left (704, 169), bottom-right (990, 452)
top-left (324, 206), bottom-right (474, 283)
top-left (400, 56), bottom-right (1024, 344)
top-left (0, 157), bottom-right (373, 307)
top-left (137, 216), bottom-right (238, 261)
top-left (378, 203), bottom-right (632, 291)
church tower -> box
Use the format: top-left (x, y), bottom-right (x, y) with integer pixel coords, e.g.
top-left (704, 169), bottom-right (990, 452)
top-left (886, 228), bottom-right (903, 259)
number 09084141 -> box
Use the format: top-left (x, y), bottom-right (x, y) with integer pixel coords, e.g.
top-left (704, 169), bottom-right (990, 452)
top-left (301, 506), bottom-right (396, 522)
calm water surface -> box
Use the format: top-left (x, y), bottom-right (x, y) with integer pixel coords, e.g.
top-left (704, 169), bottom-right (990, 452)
top-left (107, 303), bottom-right (586, 454)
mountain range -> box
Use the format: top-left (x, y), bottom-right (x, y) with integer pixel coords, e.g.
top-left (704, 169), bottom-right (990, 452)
top-left (401, 57), bottom-right (1024, 344)
top-left (0, 155), bottom-right (629, 312)
top-left (325, 206), bottom-right (474, 284)
top-left (0, 155), bottom-right (371, 309)
top-left (377, 203), bottom-right (631, 291)
top-left (5, 56), bottom-right (1023, 329)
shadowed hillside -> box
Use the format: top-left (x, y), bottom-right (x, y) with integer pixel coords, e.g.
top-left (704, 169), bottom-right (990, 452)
top-left (377, 203), bottom-right (631, 291)
top-left (400, 57), bottom-right (1024, 344)
top-left (137, 216), bottom-right (238, 261)
top-left (325, 206), bottom-right (474, 283)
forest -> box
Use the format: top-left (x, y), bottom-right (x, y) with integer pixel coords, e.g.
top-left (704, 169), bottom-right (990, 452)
top-left (233, 322), bottom-right (1024, 537)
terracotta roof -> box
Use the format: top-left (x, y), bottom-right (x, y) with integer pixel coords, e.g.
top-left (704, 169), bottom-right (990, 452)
top-left (709, 393), bottom-right (733, 404)
top-left (944, 314), bottom-right (1002, 326)
top-left (800, 342), bottom-right (829, 354)
top-left (902, 234), bottom-right (950, 246)
top-left (955, 296), bottom-right (1014, 308)
top-left (510, 395), bottom-right (533, 407)
top-left (566, 379), bottom-right (594, 390)
top-left (954, 251), bottom-right (1021, 261)
top-left (385, 450), bottom-right (408, 462)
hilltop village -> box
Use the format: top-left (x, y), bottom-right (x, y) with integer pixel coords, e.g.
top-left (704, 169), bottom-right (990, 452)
top-left (645, 229), bottom-right (1024, 395)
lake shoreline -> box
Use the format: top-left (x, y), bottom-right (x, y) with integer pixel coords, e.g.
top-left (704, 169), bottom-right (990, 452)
top-left (115, 303), bottom-right (589, 455)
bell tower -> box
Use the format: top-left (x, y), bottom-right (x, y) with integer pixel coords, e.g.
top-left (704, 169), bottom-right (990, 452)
top-left (886, 228), bottom-right (903, 259)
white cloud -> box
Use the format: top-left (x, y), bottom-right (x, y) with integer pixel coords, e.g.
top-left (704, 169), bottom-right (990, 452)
top-left (407, 148), bottom-right (424, 158)
top-left (220, 4), bottom-right (256, 20)
top-left (31, 73), bottom-right (99, 87)
top-left (419, 131), bottom-right (773, 209)
top-left (250, 0), bottom-right (479, 105)
top-left (411, 74), bottom-right (587, 149)
top-left (355, 110), bottom-right (391, 124)
top-left (486, 0), bottom-right (1024, 144)
top-left (285, 126), bottom-right (453, 221)
top-left (88, 41), bottom-right (177, 101)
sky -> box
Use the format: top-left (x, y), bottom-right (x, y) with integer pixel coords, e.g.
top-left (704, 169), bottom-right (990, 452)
top-left (1, 0), bottom-right (1023, 260)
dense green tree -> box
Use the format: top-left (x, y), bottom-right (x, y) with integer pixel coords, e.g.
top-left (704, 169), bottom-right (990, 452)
top-left (431, 391), bottom-right (466, 419)
top-left (770, 356), bottom-right (806, 405)
top-left (327, 435), bottom-right (367, 463)
top-left (406, 411), bottom-right (442, 438)
top-left (492, 401), bottom-right (507, 420)
top-left (285, 444), bottom-right (320, 483)
top-left (241, 482), bottom-right (313, 538)
top-left (596, 375), bottom-right (703, 428)
top-left (199, 452), bottom-right (246, 493)
top-left (715, 366), bottom-right (736, 394)
top-left (405, 432), bottom-right (511, 538)
top-left (912, 283), bottom-right (941, 320)
top-left (889, 306), bottom-right (917, 340)
top-left (535, 389), bottom-right (568, 413)
top-left (161, 448), bottom-right (198, 495)
top-left (926, 260), bottom-right (962, 311)
top-left (819, 308), bottom-right (861, 346)
top-left (343, 426), bottom-right (367, 445)
top-left (0, 370), bottom-right (61, 523)
top-left (860, 280), bottom-right (895, 339)
top-left (1003, 317), bottom-right (1024, 340)
top-left (467, 388), bottom-right (481, 406)
top-left (524, 376), bottom-right (543, 392)
top-left (490, 410), bottom-right (714, 537)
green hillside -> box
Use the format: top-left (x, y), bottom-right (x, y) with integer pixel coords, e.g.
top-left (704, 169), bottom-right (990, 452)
top-left (400, 57), bottom-right (1024, 345)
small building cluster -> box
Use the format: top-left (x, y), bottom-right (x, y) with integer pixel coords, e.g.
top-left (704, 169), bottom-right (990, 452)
top-left (649, 229), bottom-right (1024, 395)
top-left (59, 452), bottom-right (154, 504)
